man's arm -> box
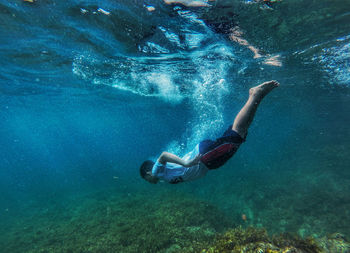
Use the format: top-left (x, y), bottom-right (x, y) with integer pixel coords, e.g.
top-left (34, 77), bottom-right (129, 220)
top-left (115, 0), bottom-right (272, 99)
top-left (158, 152), bottom-right (201, 167)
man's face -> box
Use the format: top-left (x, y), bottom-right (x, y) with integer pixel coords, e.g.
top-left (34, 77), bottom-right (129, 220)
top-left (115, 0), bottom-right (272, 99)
top-left (145, 171), bottom-right (159, 184)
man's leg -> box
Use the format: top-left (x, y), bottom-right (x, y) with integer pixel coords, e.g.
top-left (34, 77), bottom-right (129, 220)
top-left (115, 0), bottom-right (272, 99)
top-left (232, 80), bottom-right (279, 138)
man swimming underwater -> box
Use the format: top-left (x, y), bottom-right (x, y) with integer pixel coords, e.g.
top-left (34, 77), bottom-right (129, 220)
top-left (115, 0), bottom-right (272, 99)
top-left (140, 80), bottom-right (279, 184)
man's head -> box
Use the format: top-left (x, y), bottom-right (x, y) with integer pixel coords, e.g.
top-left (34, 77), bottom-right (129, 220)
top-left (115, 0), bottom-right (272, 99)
top-left (140, 160), bottom-right (159, 184)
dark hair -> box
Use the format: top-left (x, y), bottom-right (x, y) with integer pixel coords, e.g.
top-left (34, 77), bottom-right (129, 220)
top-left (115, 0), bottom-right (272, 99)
top-left (140, 160), bottom-right (155, 178)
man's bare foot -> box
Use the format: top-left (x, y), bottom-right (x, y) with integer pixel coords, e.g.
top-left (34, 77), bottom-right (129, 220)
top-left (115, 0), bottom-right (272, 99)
top-left (249, 80), bottom-right (279, 99)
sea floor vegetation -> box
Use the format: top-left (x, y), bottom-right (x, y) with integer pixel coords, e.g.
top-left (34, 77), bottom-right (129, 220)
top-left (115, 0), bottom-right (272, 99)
top-left (1, 187), bottom-right (350, 253)
top-left (202, 227), bottom-right (350, 253)
top-left (0, 191), bottom-right (227, 252)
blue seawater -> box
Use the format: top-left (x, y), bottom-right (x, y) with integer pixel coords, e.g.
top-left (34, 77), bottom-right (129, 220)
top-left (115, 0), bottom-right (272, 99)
top-left (0, 0), bottom-right (350, 252)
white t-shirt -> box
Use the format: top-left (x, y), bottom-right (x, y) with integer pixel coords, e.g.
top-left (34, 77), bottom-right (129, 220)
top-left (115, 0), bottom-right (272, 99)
top-left (151, 144), bottom-right (208, 184)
